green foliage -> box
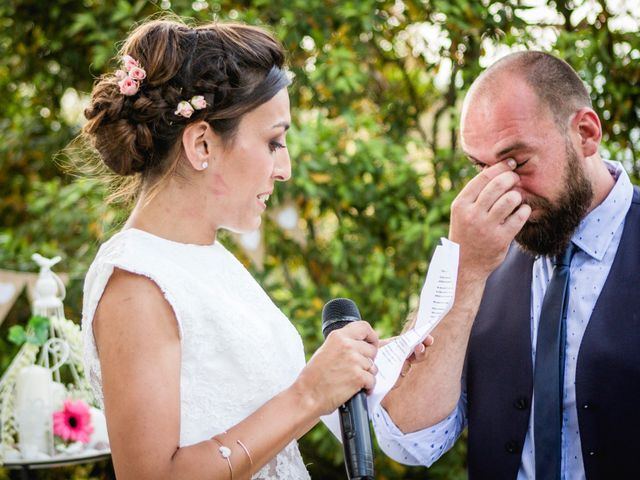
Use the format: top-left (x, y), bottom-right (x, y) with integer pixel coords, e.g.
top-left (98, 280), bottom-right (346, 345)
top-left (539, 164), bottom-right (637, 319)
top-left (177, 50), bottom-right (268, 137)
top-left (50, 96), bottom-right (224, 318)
top-left (1, 0), bottom-right (638, 478)
top-left (7, 315), bottom-right (50, 347)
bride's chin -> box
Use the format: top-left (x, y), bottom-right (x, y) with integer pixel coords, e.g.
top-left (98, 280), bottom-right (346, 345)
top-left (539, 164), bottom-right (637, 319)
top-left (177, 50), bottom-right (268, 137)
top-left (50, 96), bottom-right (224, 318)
top-left (223, 221), bottom-right (262, 236)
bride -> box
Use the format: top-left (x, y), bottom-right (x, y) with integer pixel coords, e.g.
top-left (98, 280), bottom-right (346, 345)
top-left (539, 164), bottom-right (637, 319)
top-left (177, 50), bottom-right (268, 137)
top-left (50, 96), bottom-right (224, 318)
top-left (81, 18), bottom-right (382, 480)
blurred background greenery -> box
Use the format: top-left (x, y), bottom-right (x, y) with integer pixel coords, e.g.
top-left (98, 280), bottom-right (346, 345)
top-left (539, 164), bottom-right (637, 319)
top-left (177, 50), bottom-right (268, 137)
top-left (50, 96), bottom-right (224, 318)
top-left (0, 0), bottom-right (638, 478)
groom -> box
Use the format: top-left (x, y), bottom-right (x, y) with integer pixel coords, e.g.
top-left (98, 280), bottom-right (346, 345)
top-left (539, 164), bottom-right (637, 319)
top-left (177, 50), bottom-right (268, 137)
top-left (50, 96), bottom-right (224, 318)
top-left (374, 50), bottom-right (640, 479)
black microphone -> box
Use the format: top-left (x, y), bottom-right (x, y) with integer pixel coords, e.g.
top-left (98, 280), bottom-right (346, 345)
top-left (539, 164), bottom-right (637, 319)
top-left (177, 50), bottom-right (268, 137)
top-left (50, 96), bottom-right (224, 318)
top-left (322, 298), bottom-right (375, 480)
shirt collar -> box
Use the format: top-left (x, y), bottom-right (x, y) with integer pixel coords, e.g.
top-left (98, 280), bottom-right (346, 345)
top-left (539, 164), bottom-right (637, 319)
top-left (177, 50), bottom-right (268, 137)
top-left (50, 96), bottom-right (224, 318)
top-left (571, 160), bottom-right (634, 261)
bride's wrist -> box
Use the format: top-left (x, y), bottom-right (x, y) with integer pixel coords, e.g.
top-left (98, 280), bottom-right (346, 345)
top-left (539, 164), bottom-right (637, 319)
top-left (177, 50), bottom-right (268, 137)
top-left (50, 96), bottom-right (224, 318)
top-left (285, 378), bottom-right (322, 422)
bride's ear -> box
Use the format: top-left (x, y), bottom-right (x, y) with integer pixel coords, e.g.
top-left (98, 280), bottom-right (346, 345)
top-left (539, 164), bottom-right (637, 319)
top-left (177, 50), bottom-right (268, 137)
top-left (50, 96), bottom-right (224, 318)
top-left (182, 121), bottom-right (215, 171)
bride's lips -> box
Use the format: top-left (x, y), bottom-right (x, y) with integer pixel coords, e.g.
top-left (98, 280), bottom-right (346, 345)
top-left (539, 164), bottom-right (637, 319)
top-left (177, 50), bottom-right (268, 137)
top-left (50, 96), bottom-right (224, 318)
top-left (257, 191), bottom-right (271, 208)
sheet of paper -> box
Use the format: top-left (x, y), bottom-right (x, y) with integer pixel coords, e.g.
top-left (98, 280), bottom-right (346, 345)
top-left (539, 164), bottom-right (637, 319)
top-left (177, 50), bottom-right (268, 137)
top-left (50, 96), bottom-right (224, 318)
top-left (321, 238), bottom-right (459, 441)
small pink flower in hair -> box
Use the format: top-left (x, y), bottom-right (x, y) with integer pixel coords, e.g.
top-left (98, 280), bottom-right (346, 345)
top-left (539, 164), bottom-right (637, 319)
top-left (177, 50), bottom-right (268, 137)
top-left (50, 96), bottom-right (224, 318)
top-left (118, 77), bottom-right (139, 96)
top-left (175, 100), bottom-right (194, 118)
top-left (122, 54), bottom-right (139, 71)
top-left (128, 66), bottom-right (146, 81)
top-left (190, 95), bottom-right (207, 110)
top-left (116, 55), bottom-right (145, 96)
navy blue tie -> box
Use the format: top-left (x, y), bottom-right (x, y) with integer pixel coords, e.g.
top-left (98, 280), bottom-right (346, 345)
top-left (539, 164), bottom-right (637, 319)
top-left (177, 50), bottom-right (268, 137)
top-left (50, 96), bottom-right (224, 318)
top-left (533, 242), bottom-right (578, 480)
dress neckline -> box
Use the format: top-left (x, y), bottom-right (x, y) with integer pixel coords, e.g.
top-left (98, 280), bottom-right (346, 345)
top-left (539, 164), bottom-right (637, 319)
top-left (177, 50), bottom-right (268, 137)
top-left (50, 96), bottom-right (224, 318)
top-left (120, 227), bottom-right (220, 249)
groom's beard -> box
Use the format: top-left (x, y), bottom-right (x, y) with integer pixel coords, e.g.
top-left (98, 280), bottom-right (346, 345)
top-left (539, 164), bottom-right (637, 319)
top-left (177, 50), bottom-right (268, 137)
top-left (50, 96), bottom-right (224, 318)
top-left (515, 143), bottom-right (593, 257)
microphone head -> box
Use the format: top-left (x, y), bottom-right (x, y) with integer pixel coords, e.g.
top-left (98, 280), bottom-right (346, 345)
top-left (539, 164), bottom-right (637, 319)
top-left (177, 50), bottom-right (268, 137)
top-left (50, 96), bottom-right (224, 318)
top-left (322, 298), bottom-right (362, 339)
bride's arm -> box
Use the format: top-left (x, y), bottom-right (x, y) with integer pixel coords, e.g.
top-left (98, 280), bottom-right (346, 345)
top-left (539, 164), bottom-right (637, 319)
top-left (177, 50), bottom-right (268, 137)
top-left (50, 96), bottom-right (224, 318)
top-left (94, 268), bottom-right (377, 480)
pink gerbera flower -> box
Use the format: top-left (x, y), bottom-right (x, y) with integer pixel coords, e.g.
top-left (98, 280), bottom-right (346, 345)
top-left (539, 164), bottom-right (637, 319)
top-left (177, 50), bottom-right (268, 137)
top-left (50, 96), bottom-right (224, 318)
top-left (53, 399), bottom-right (94, 444)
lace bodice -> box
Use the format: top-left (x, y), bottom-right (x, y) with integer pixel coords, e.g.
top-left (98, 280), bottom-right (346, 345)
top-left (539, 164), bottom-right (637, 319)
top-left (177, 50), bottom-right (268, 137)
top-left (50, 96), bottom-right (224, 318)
top-left (82, 228), bottom-right (310, 479)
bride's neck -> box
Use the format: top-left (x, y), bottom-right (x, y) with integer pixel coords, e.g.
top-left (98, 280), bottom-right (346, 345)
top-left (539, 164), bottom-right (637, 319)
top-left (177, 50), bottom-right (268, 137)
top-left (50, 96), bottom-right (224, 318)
top-left (125, 179), bottom-right (217, 245)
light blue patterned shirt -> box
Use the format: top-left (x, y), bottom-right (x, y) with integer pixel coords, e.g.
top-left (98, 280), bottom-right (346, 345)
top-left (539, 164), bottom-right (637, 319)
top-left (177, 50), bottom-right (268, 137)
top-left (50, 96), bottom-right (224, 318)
top-left (373, 161), bottom-right (634, 479)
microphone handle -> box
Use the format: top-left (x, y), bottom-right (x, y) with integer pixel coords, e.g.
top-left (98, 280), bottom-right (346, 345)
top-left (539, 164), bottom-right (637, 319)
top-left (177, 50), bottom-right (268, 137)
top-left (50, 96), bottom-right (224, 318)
top-left (339, 390), bottom-right (375, 480)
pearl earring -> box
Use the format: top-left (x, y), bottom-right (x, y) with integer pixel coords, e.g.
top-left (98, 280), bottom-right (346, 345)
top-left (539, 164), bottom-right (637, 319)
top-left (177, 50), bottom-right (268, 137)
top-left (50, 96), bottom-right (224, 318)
top-left (201, 161), bottom-right (208, 170)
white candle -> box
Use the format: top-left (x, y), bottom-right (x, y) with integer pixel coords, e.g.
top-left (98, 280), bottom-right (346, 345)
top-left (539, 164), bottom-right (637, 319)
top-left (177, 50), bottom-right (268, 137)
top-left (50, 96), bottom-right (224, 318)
top-left (89, 407), bottom-right (109, 449)
top-left (49, 381), bottom-right (66, 411)
top-left (15, 366), bottom-right (50, 407)
top-left (15, 365), bottom-right (53, 458)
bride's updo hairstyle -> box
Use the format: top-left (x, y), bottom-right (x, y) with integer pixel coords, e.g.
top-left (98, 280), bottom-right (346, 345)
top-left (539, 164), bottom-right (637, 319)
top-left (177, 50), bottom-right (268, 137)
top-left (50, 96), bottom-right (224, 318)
top-left (82, 18), bottom-right (289, 199)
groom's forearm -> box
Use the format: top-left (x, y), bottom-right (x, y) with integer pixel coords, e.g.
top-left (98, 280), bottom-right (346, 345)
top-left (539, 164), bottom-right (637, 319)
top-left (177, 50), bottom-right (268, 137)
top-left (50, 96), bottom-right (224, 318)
top-left (381, 272), bottom-right (486, 432)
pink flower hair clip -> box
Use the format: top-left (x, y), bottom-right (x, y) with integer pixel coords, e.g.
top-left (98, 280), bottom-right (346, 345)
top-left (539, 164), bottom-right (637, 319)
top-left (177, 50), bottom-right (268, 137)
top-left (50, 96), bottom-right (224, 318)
top-left (174, 95), bottom-right (208, 118)
top-left (116, 54), bottom-right (146, 96)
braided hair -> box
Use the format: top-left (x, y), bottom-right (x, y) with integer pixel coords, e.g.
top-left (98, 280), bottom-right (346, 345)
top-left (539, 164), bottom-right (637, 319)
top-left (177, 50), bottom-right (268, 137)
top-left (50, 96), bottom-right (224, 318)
top-left (83, 19), bottom-right (289, 188)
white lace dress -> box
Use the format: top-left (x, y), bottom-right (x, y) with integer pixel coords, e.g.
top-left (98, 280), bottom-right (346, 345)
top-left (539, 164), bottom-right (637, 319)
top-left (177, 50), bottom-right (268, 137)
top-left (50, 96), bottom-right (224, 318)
top-left (82, 228), bottom-right (311, 479)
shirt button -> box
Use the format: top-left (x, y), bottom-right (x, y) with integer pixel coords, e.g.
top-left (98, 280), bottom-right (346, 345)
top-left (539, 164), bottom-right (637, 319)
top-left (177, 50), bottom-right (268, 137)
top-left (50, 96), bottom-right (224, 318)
top-left (505, 441), bottom-right (517, 453)
top-left (513, 397), bottom-right (528, 410)
top-left (589, 451), bottom-right (596, 456)
top-left (583, 403), bottom-right (590, 409)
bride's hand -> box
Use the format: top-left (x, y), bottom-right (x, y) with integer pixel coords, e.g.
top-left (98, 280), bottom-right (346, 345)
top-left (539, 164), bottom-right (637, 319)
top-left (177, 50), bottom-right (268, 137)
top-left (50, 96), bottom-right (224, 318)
top-left (294, 320), bottom-right (379, 416)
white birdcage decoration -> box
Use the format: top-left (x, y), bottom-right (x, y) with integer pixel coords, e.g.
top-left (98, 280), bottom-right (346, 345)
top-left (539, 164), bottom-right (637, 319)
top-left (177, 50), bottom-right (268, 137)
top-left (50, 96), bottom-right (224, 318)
top-left (0, 254), bottom-right (109, 463)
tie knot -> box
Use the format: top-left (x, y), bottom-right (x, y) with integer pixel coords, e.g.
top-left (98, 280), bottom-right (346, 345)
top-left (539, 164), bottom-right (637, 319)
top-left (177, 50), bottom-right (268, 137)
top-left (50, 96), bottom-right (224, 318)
top-left (554, 242), bottom-right (578, 267)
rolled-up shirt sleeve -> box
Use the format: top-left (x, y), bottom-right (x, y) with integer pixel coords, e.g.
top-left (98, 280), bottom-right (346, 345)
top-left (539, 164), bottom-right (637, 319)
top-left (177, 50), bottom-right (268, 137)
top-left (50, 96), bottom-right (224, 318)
top-left (371, 389), bottom-right (467, 466)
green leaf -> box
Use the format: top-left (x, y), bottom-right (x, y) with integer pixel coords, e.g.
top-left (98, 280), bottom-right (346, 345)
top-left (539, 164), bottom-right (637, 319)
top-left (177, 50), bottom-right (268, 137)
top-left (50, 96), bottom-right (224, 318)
top-left (8, 316), bottom-right (50, 346)
top-left (26, 316), bottom-right (50, 346)
top-left (8, 326), bottom-right (27, 346)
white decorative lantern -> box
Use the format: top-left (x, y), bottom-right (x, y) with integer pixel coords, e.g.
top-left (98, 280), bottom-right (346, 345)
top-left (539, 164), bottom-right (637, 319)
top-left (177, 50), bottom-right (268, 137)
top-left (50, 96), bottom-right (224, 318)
top-left (0, 253), bottom-right (110, 464)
